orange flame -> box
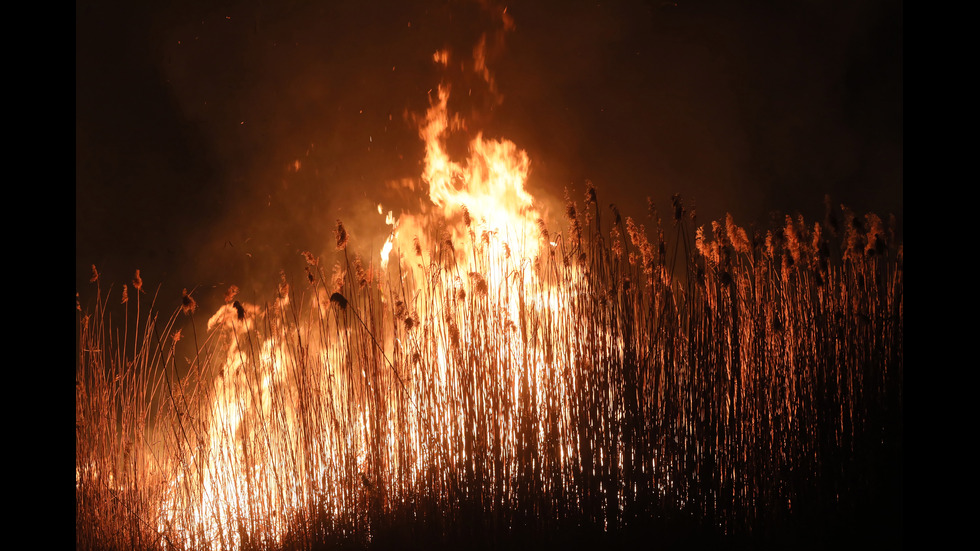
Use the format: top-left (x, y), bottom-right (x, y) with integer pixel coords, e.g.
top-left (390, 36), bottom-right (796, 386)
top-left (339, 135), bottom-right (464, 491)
top-left (156, 30), bottom-right (579, 551)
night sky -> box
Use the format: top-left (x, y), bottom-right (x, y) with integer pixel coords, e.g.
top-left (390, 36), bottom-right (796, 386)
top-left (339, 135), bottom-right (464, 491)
top-left (76, 0), bottom-right (902, 313)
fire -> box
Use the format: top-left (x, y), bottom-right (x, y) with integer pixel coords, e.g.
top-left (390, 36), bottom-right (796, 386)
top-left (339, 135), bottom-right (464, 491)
top-left (153, 37), bottom-right (574, 549)
top-left (388, 81), bottom-right (543, 295)
top-left (76, 9), bottom-right (901, 550)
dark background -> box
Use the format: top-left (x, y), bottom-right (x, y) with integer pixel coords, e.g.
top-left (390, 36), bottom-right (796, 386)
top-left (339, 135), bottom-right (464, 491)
top-left (76, 0), bottom-right (902, 313)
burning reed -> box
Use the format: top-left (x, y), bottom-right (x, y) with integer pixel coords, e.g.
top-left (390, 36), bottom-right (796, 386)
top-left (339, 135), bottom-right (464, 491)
top-left (77, 196), bottom-right (902, 550)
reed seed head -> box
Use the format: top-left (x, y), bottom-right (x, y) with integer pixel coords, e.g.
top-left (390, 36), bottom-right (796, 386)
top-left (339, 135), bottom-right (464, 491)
top-left (610, 203), bottom-right (621, 227)
top-left (330, 292), bottom-right (348, 310)
top-left (726, 214), bottom-right (751, 255)
top-left (671, 193), bottom-right (684, 222)
top-left (225, 284), bottom-right (240, 303)
top-left (181, 289), bottom-right (197, 315)
top-left (335, 220), bottom-right (349, 250)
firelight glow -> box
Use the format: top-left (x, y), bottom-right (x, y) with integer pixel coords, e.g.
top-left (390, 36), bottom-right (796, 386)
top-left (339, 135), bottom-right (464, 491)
top-left (154, 42), bottom-right (591, 550)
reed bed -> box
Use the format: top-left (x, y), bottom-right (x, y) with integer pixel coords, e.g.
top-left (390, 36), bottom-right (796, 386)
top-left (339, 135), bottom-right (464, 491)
top-left (76, 192), bottom-right (903, 550)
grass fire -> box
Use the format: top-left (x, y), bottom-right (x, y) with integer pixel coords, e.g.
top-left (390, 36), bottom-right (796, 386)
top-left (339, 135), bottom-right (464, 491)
top-left (76, 199), bottom-right (903, 549)
top-left (76, 130), bottom-right (902, 550)
top-left (76, 2), bottom-right (902, 549)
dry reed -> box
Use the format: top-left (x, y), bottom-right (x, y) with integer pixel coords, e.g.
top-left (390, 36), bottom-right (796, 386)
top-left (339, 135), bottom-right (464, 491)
top-left (76, 193), bottom-right (903, 550)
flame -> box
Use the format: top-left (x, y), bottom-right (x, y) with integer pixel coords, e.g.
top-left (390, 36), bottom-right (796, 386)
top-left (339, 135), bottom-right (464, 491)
top-left (155, 32), bottom-right (586, 551)
top-left (79, 8), bottom-right (904, 548)
top-left (390, 83), bottom-right (541, 291)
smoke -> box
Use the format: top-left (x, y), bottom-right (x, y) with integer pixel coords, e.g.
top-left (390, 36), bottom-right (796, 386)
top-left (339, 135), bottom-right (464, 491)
top-left (77, 0), bottom-right (902, 313)
top-left (151, 1), bottom-right (526, 310)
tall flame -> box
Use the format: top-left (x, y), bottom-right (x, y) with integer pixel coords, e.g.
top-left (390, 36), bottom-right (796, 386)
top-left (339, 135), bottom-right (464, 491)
top-left (155, 38), bottom-right (579, 549)
top-left (389, 82), bottom-right (542, 289)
